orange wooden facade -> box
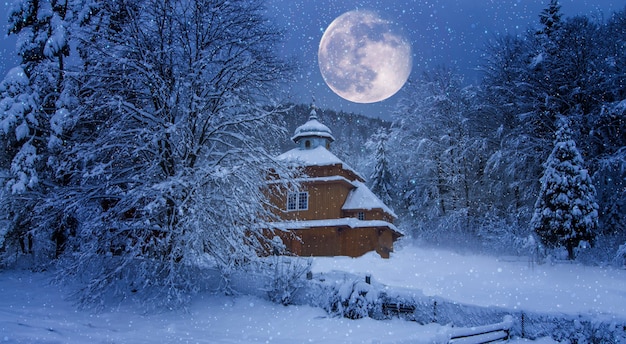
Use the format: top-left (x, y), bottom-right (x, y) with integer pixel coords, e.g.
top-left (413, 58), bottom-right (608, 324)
top-left (272, 224), bottom-right (397, 258)
top-left (267, 107), bottom-right (402, 258)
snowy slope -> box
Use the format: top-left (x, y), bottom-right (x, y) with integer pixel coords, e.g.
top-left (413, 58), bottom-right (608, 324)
top-left (0, 271), bottom-right (443, 343)
top-left (312, 243), bottom-right (626, 318)
top-left (3, 243), bottom-right (624, 343)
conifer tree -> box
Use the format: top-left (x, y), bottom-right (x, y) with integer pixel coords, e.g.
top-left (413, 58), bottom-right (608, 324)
top-left (369, 128), bottom-right (393, 206)
top-left (531, 118), bottom-right (598, 259)
top-left (0, 0), bottom-right (74, 262)
top-left (538, 0), bottom-right (562, 39)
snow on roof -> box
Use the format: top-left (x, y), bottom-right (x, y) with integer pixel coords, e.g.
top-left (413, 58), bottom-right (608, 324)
top-left (267, 175), bottom-right (354, 186)
top-left (276, 146), bottom-right (364, 180)
top-left (291, 116), bottom-right (335, 143)
top-left (270, 218), bottom-right (402, 235)
top-left (342, 180), bottom-right (397, 218)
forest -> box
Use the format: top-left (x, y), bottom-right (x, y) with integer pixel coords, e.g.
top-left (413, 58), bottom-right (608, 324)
top-left (375, 1), bottom-right (626, 264)
top-left (0, 0), bottom-right (625, 311)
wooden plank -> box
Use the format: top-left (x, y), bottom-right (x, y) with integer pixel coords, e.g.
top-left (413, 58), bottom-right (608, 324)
top-left (449, 316), bottom-right (512, 337)
top-left (448, 316), bottom-right (513, 344)
top-left (449, 330), bottom-right (508, 344)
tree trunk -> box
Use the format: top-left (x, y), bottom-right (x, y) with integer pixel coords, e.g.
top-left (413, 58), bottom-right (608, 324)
top-left (566, 243), bottom-right (575, 260)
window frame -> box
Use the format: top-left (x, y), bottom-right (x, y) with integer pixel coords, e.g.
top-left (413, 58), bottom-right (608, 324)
top-left (287, 191), bottom-right (309, 211)
top-left (287, 192), bottom-right (298, 211)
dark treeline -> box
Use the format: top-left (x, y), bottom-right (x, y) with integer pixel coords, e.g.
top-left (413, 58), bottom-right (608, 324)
top-left (371, 1), bottom-right (626, 263)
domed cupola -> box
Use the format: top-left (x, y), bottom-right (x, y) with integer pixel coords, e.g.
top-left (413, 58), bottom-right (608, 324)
top-left (291, 103), bottom-right (335, 150)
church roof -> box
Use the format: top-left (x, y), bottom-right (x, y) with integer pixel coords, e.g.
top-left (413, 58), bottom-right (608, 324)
top-left (276, 146), bottom-right (396, 218)
top-left (276, 146), bottom-right (364, 181)
top-left (342, 180), bottom-right (398, 218)
top-left (291, 108), bottom-right (335, 143)
top-left (270, 218), bottom-right (402, 235)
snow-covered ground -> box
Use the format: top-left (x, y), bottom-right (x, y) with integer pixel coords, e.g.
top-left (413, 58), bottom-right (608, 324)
top-left (313, 243), bottom-right (626, 318)
top-left (2, 243), bottom-right (624, 343)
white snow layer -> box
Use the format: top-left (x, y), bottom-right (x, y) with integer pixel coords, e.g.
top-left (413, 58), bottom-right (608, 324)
top-left (3, 243), bottom-right (623, 343)
top-left (277, 146), bottom-right (364, 180)
top-left (342, 180), bottom-right (397, 218)
top-left (271, 217), bottom-right (399, 232)
top-left (291, 117), bottom-right (335, 142)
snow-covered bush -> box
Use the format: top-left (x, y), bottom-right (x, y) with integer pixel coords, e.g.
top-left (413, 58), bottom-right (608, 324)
top-left (263, 254), bottom-right (312, 306)
top-left (476, 212), bottom-right (534, 256)
top-left (326, 279), bottom-right (380, 319)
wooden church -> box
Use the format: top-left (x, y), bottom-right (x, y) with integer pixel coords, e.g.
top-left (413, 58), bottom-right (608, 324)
top-left (267, 105), bottom-right (402, 258)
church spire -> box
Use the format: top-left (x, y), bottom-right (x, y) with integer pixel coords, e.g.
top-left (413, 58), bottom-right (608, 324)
top-left (309, 98), bottom-right (319, 120)
top-left (291, 101), bottom-right (335, 150)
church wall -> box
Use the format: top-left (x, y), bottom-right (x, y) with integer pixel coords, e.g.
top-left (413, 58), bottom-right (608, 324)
top-left (341, 227), bottom-right (379, 258)
top-left (298, 227), bottom-right (341, 256)
top-left (273, 226), bottom-right (395, 258)
top-left (342, 209), bottom-right (393, 222)
top-left (306, 182), bottom-right (351, 219)
top-left (376, 229), bottom-right (394, 259)
top-left (305, 165), bottom-right (362, 182)
top-left (267, 177), bottom-right (354, 221)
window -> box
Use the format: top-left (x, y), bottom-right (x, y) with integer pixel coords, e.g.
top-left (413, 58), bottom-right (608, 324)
top-left (287, 192), bottom-right (308, 211)
top-left (298, 192), bottom-right (308, 210)
top-left (357, 211), bottom-right (365, 221)
top-left (287, 193), bottom-right (298, 211)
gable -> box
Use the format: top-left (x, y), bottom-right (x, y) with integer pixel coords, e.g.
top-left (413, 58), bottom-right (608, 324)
top-left (342, 180), bottom-right (397, 218)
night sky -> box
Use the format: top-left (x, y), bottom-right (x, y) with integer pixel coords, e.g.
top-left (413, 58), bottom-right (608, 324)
top-left (1, 0), bottom-right (621, 119)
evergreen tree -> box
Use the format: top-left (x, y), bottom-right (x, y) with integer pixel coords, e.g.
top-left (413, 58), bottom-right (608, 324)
top-left (368, 128), bottom-right (393, 206)
top-left (0, 0), bottom-right (75, 262)
top-left (531, 119), bottom-right (598, 259)
top-left (538, 0), bottom-right (562, 39)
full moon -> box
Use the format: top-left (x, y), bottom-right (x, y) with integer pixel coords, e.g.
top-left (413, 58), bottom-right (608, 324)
top-left (318, 10), bottom-right (412, 104)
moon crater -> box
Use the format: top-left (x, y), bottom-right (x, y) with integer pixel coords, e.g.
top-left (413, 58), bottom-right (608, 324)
top-left (318, 10), bottom-right (412, 104)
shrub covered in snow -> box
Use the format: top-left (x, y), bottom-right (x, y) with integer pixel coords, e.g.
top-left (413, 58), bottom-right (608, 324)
top-left (325, 279), bottom-right (380, 319)
top-left (262, 255), bottom-right (312, 306)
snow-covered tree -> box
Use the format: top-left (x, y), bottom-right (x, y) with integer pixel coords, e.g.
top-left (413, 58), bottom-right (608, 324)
top-left (588, 101), bottom-right (626, 242)
top-left (389, 67), bottom-right (487, 242)
top-left (0, 0), bottom-right (76, 262)
top-left (537, 0), bottom-right (562, 40)
top-left (531, 119), bottom-right (598, 260)
top-left (479, 3), bottom-right (608, 234)
top-left (46, 0), bottom-right (293, 308)
top-left (367, 128), bottom-right (394, 206)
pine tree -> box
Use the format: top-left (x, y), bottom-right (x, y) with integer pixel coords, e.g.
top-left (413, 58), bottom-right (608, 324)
top-left (531, 119), bottom-right (598, 260)
top-left (0, 0), bottom-right (75, 262)
top-left (538, 0), bottom-right (562, 39)
top-left (368, 128), bottom-right (393, 206)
